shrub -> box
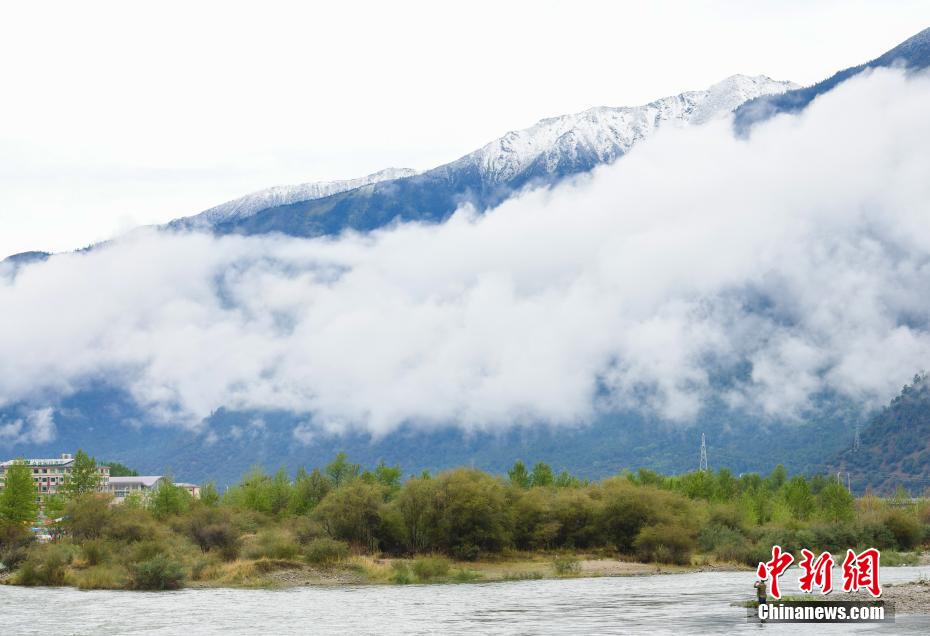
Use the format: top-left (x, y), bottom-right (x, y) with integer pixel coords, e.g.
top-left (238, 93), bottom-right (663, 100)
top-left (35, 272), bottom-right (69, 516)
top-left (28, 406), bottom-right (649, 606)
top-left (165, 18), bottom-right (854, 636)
top-left (129, 554), bottom-right (185, 590)
top-left (128, 540), bottom-right (167, 564)
top-left (856, 520), bottom-right (896, 550)
top-left (313, 481), bottom-right (385, 549)
top-left (64, 494), bottom-right (113, 540)
top-left (390, 561), bottom-right (413, 584)
top-left (882, 511), bottom-right (922, 550)
top-left (289, 517), bottom-right (325, 545)
top-left (0, 521), bottom-right (34, 571)
top-left (706, 505), bottom-right (746, 532)
top-left (81, 539), bottom-right (110, 567)
top-left (411, 555), bottom-right (450, 581)
top-left (428, 469), bottom-right (512, 556)
top-left (243, 529), bottom-right (300, 560)
top-left (552, 555), bottom-right (581, 575)
top-left (185, 509), bottom-right (241, 560)
top-left (15, 545), bottom-right (73, 586)
top-left (106, 507), bottom-right (158, 543)
top-left (809, 523), bottom-right (860, 554)
top-left (304, 538), bottom-right (350, 565)
top-left (633, 523), bottom-right (695, 565)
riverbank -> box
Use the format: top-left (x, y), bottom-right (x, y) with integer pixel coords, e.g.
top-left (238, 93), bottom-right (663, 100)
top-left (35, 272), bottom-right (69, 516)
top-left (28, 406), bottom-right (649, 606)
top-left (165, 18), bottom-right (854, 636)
top-left (219, 554), bottom-right (739, 588)
top-left (1, 551), bottom-right (745, 590)
top-left (822, 578), bottom-right (930, 615)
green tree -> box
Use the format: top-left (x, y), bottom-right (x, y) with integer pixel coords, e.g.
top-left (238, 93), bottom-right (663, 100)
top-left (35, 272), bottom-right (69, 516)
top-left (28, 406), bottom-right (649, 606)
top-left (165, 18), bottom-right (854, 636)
top-left (554, 470), bottom-right (581, 488)
top-left (290, 468), bottom-right (331, 515)
top-left (325, 452), bottom-right (360, 488)
top-left (268, 468), bottom-right (293, 516)
top-left (199, 482), bottom-right (220, 507)
top-left (103, 461), bottom-right (138, 477)
top-left (714, 468), bottom-right (738, 501)
top-left (767, 464), bottom-right (788, 491)
top-left (0, 461), bottom-right (38, 525)
top-left (783, 476), bottom-right (814, 520)
top-left (63, 450), bottom-right (100, 498)
top-left (430, 468), bottom-right (511, 557)
top-left (818, 481), bottom-right (855, 523)
top-left (530, 462), bottom-right (554, 487)
top-left (508, 461), bottom-right (531, 489)
top-left (149, 477), bottom-right (192, 519)
top-left (392, 476), bottom-right (438, 552)
top-left (224, 466), bottom-right (272, 513)
top-left (314, 481), bottom-right (384, 548)
top-left (374, 460), bottom-right (403, 494)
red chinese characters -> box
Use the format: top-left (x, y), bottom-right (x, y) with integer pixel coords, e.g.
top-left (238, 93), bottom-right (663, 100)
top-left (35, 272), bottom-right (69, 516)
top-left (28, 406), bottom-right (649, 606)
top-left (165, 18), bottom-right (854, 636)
top-left (798, 549), bottom-right (834, 594)
top-left (756, 544), bottom-right (794, 599)
top-left (842, 548), bottom-right (882, 597)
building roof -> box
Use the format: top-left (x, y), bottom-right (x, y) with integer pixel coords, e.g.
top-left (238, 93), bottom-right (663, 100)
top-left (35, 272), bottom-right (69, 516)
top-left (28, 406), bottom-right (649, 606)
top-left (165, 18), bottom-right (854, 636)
top-left (107, 476), bottom-right (164, 488)
top-left (1, 458), bottom-right (74, 467)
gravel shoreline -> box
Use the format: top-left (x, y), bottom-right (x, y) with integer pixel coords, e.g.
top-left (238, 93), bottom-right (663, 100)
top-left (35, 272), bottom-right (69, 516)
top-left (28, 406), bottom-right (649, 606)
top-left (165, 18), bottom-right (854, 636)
top-left (826, 580), bottom-right (930, 615)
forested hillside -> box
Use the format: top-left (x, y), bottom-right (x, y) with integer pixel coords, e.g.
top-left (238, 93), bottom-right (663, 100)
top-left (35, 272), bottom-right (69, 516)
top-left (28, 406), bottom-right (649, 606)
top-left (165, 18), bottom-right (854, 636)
top-left (835, 375), bottom-right (930, 494)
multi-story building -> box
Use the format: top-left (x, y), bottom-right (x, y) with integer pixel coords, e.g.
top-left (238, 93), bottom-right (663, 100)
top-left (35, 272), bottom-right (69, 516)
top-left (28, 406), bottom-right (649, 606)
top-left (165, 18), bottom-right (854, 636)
top-left (0, 453), bottom-right (110, 496)
top-left (104, 476), bottom-right (202, 503)
top-left (104, 476), bottom-right (166, 503)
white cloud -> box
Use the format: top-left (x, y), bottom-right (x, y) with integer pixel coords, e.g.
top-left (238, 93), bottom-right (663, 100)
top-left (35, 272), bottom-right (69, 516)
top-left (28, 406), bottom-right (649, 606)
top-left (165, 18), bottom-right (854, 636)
top-left (2, 1), bottom-right (929, 258)
top-left (2, 69), bottom-right (930, 437)
top-left (0, 408), bottom-right (57, 445)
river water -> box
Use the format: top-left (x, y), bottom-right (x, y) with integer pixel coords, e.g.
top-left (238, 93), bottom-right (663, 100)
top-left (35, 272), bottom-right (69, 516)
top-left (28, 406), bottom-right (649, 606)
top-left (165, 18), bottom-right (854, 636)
top-left (2, 567), bottom-right (929, 635)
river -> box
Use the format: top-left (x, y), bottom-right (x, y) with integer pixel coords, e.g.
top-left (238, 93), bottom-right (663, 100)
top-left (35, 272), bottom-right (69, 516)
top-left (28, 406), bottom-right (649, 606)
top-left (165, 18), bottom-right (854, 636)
top-left (2, 567), bottom-right (929, 635)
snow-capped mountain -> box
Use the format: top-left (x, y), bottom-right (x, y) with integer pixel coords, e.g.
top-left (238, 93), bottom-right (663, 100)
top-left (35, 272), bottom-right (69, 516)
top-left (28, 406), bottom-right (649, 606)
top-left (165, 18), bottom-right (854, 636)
top-left (459, 75), bottom-right (796, 186)
top-left (191, 74), bottom-right (794, 239)
top-left (172, 167), bottom-right (419, 228)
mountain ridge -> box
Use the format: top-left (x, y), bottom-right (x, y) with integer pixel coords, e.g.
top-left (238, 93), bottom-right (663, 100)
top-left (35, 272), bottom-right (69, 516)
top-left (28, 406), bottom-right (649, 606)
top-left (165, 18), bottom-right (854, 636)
top-left (734, 26), bottom-right (930, 130)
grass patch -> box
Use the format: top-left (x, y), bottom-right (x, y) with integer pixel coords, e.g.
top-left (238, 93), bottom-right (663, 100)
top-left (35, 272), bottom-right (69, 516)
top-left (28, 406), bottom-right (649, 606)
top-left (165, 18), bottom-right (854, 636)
top-left (411, 556), bottom-right (451, 581)
top-left (880, 551), bottom-right (920, 566)
top-left (551, 555), bottom-right (581, 576)
top-left (390, 561), bottom-right (413, 584)
top-left (304, 538), bottom-right (350, 566)
top-left (75, 565), bottom-right (125, 590)
top-left (451, 568), bottom-right (483, 583)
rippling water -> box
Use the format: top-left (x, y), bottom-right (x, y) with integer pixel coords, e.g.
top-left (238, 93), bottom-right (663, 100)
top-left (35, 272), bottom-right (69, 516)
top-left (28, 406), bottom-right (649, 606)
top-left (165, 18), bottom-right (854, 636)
top-left (3, 567), bottom-right (929, 635)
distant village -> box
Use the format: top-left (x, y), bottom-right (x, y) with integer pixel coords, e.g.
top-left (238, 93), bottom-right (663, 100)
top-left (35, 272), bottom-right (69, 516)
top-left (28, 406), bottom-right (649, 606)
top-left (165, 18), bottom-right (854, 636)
top-left (0, 452), bottom-right (200, 506)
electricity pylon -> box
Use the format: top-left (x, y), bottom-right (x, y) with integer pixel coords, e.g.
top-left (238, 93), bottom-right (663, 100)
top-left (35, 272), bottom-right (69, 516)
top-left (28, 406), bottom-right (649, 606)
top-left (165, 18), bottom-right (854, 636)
top-left (699, 433), bottom-right (708, 472)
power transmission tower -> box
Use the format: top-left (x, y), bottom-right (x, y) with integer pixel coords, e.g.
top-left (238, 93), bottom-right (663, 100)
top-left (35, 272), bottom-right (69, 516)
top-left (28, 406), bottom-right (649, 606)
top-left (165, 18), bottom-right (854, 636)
top-left (699, 433), bottom-right (708, 472)
top-left (853, 427), bottom-right (861, 452)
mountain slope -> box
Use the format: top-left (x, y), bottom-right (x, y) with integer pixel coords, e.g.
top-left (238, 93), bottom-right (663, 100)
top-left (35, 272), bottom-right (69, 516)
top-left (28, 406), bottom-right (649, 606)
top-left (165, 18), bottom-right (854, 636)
top-left (199, 75), bottom-right (794, 239)
top-left (170, 167), bottom-right (419, 229)
top-left (2, 383), bottom-right (853, 486)
top-left (834, 375), bottom-right (930, 495)
top-left (734, 26), bottom-right (930, 131)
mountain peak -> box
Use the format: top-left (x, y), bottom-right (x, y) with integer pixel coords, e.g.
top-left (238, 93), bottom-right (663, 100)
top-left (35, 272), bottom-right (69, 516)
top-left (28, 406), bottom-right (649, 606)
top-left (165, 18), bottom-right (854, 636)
top-left (460, 74), bottom-right (795, 184)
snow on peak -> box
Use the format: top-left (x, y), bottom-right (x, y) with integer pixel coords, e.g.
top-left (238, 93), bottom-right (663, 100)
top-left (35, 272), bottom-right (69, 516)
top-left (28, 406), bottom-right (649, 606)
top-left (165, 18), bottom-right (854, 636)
top-left (183, 167), bottom-right (419, 225)
top-left (463, 74), bottom-right (798, 184)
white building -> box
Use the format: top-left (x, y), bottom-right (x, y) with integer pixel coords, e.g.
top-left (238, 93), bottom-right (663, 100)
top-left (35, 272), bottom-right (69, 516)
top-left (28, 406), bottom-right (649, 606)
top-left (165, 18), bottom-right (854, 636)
top-left (105, 476), bottom-right (166, 503)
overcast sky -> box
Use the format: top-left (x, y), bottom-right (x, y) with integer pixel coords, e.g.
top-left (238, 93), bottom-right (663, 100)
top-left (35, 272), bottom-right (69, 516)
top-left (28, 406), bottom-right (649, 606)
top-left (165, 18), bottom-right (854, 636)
top-left (2, 0), bottom-right (929, 258)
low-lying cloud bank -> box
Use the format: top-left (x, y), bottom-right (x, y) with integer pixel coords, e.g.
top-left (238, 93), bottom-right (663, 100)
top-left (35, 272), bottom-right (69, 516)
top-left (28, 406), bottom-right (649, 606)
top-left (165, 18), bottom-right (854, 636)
top-left (2, 69), bottom-right (930, 439)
